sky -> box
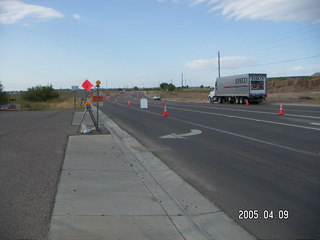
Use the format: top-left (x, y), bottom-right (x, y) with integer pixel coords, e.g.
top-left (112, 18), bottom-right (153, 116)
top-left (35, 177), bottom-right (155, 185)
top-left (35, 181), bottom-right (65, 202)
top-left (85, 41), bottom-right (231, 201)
top-left (0, 0), bottom-right (320, 91)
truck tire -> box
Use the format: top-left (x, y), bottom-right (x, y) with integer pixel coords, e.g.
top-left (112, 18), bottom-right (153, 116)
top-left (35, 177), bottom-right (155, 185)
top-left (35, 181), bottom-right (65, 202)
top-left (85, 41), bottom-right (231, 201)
top-left (218, 97), bottom-right (223, 104)
top-left (257, 98), bottom-right (262, 104)
top-left (236, 97), bottom-right (240, 104)
top-left (209, 97), bottom-right (214, 104)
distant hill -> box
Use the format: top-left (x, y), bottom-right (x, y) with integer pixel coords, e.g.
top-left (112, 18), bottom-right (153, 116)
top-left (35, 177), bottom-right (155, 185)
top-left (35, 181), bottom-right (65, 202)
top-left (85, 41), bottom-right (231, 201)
top-left (268, 74), bottom-right (320, 93)
top-left (312, 72), bottom-right (320, 77)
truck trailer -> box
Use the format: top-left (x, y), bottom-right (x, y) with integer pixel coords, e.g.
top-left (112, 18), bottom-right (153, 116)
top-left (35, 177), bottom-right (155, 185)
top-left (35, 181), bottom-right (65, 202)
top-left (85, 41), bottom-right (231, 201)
top-left (208, 73), bottom-right (267, 104)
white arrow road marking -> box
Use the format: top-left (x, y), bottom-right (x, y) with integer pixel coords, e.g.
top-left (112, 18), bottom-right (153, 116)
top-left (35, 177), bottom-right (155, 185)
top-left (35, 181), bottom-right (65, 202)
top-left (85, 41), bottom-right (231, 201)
top-left (160, 129), bottom-right (202, 139)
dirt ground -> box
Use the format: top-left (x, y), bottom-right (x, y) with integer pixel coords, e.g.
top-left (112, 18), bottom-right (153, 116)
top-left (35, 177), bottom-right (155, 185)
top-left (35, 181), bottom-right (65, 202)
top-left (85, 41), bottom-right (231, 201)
top-left (266, 91), bottom-right (320, 105)
top-left (148, 89), bottom-right (320, 105)
top-left (0, 110), bottom-right (77, 239)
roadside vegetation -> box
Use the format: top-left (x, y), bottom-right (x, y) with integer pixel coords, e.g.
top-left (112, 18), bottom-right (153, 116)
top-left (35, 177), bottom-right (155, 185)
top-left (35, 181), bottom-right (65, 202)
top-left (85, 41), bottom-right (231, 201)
top-left (147, 75), bottom-right (320, 104)
top-left (22, 85), bottom-right (59, 102)
top-left (147, 87), bottom-right (211, 102)
top-left (0, 82), bottom-right (9, 105)
top-left (12, 92), bottom-right (74, 110)
top-left (4, 74), bottom-right (320, 110)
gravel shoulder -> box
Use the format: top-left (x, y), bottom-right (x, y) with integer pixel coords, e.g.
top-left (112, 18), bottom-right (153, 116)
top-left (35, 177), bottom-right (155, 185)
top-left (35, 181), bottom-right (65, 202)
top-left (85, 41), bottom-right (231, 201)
top-left (0, 110), bottom-right (77, 239)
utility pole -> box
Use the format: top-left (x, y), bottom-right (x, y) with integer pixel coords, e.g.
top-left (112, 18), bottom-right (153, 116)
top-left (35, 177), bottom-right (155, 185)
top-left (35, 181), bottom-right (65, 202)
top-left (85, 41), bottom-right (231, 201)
top-left (181, 73), bottom-right (184, 87)
top-left (218, 51), bottom-right (221, 78)
top-left (95, 80), bottom-right (101, 132)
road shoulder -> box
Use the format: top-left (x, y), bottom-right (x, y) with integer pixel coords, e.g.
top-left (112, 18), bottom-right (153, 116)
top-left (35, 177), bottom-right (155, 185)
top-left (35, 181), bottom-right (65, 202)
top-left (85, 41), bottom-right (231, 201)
top-left (48, 110), bottom-right (256, 240)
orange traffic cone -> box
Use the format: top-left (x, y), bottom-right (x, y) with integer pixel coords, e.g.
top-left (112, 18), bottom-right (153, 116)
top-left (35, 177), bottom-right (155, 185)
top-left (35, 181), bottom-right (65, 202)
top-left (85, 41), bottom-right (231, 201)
top-left (162, 100), bottom-right (165, 105)
top-left (278, 104), bottom-right (284, 115)
top-left (162, 105), bottom-right (169, 117)
top-left (203, 99), bottom-right (206, 104)
top-left (115, 99), bottom-right (119, 104)
top-left (127, 101), bottom-right (131, 108)
top-left (245, 99), bottom-right (249, 105)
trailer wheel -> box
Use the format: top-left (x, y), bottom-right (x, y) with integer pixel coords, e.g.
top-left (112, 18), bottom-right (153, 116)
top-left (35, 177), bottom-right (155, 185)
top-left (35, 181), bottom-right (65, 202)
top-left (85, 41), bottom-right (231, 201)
top-left (218, 97), bottom-right (223, 104)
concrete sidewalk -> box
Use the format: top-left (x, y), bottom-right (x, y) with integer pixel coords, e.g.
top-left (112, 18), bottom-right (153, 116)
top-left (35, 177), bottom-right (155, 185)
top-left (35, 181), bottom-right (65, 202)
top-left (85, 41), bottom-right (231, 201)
top-left (48, 110), bottom-right (256, 240)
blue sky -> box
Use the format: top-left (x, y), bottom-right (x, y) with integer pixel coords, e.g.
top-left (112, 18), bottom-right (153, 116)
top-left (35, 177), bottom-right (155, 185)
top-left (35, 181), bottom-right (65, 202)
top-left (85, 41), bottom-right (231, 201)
top-left (0, 0), bottom-right (320, 91)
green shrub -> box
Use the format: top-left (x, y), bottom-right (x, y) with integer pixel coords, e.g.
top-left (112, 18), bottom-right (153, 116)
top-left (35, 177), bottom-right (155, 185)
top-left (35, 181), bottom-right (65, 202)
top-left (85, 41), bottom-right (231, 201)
top-left (22, 85), bottom-right (59, 102)
top-left (160, 82), bottom-right (176, 91)
top-left (0, 82), bottom-right (9, 105)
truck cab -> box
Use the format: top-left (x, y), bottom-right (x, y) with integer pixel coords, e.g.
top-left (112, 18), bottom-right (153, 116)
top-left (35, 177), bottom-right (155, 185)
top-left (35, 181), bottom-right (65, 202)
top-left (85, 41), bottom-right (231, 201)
top-left (208, 82), bottom-right (217, 103)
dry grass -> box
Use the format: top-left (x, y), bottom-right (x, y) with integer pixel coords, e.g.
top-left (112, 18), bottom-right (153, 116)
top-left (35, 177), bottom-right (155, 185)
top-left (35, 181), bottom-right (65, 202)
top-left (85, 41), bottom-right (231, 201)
top-left (266, 91), bottom-right (320, 105)
top-left (147, 88), bottom-right (320, 105)
top-left (147, 88), bottom-right (211, 103)
top-left (9, 77), bottom-right (320, 111)
top-left (11, 92), bottom-right (83, 111)
top-left (45, 93), bottom-right (78, 110)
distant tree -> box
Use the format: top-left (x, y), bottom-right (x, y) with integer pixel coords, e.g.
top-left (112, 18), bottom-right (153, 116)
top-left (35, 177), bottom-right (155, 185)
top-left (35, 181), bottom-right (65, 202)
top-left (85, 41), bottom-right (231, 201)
top-left (0, 82), bottom-right (9, 105)
top-left (133, 86), bottom-right (139, 91)
top-left (167, 83), bottom-right (176, 91)
top-left (160, 82), bottom-right (176, 91)
top-left (160, 82), bottom-right (169, 89)
top-left (22, 85), bottom-right (59, 102)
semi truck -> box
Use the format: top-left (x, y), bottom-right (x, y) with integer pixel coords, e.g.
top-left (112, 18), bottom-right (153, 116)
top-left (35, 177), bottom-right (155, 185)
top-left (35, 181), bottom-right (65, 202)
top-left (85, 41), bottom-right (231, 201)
top-left (208, 73), bottom-right (267, 104)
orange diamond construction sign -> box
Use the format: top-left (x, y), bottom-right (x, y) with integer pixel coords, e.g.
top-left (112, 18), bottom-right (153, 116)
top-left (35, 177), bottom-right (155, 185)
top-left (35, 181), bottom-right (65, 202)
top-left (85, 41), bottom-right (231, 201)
top-left (82, 80), bottom-right (93, 91)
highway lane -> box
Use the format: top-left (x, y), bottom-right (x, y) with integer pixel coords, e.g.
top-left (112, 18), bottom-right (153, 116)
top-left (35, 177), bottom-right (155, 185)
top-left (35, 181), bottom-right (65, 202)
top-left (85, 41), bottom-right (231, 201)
top-left (101, 92), bottom-right (320, 240)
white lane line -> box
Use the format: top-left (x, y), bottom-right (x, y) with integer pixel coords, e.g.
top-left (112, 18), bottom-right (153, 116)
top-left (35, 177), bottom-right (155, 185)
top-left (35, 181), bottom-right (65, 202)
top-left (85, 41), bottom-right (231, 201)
top-left (167, 116), bottom-right (318, 157)
top-left (104, 103), bottom-right (318, 157)
top-left (114, 101), bottom-right (320, 131)
top-left (161, 99), bottom-right (320, 113)
top-left (151, 102), bottom-right (320, 120)
top-left (310, 123), bottom-right (320, 126)
top-left (151, 105), bottom-right (320, 131)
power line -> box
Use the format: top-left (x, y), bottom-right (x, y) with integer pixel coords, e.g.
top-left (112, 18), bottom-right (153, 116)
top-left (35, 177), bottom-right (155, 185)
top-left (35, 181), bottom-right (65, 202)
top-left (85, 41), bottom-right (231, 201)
top-left (222, 24), bottom-right (319, 56)
top-left (221, 54), bottom-right (320, 70)
top-left (186, 54), bottom-right (320, 82)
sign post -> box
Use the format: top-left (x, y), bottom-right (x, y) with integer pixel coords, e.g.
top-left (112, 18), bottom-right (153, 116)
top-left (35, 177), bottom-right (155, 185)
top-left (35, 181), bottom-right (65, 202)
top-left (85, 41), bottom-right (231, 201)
top-left (71, 86), bottom-right (79, 109)
top-left (95, 80), bottom-right (101, 131)
top-left (80, 79), bottom-right (102, 133)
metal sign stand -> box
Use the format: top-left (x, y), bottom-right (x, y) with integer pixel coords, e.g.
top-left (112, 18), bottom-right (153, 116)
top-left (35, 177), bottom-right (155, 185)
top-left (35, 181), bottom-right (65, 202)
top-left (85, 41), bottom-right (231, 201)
top-left (77, 103), bottom-right (100, 133)
top-left (96, 81), bottom-right (100, 128)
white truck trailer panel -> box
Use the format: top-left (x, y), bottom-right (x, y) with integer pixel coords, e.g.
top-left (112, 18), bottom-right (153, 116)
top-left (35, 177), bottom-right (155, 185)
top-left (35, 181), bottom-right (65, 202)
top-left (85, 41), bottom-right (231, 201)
top-left (215, 74), bottom-right (267, 97)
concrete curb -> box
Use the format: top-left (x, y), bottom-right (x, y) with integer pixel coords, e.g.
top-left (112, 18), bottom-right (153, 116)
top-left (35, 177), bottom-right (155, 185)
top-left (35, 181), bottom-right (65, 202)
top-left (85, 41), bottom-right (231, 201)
top-left (98, 108), bottom-right (257, 240)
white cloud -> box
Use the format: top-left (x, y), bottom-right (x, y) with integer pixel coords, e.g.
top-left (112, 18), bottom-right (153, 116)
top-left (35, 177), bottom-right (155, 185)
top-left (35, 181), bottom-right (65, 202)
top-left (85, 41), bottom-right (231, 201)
top-left (291, 66), bottom-right (305, 72)
top-left (73, 14), bottom-right (81, 20)
top-left (290, 65), bottom-right (320, 74)
top-left (209, 0), bottom-right (320, 23)
top-left (186, 58), bottom-right (215, 69)
top-left (189, 0), bottom-right (207, 6)
top-left (186, 56), bottom-right (256, 70)
top-left (162, 0), bottom-right (320, 23)
top-left (0, 0), bottom-right (63, 24)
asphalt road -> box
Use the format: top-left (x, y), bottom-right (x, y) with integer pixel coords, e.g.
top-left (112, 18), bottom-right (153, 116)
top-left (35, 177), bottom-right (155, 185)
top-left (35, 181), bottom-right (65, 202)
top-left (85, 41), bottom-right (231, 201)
top-left (0, 110), bottom-right (77, 239)
top-left (101, 91), bottom-right (320, 240)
